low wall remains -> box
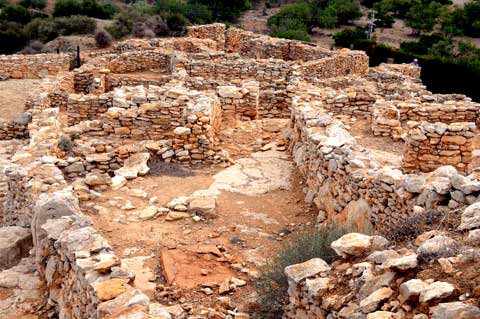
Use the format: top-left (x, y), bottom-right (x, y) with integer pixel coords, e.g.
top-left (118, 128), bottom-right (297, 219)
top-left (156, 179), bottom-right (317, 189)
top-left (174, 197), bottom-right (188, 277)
top-left (0, 53), bottom-right (72, 80)
top-left (291, 92), bottom-right (480, 234)
top-left (402, 121), bottom-right (475, 173)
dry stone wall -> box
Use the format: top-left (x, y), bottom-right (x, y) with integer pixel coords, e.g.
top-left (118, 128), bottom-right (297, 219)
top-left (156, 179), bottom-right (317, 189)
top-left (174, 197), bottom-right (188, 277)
top-left (402, 121), bottom-right (475, 173)
top-left (291, 92), bottom-right (480, 234)
top-left (0, 53), bottom-right (72, 80)
top-left (2, 85), bottom-right (154, 318)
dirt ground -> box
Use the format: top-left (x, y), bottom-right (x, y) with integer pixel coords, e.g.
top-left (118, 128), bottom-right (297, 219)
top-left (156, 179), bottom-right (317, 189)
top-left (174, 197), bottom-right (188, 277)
top-left (0, 79), bottom-right (44, 121)
top-left (80, 119), bottom-right (317, 311)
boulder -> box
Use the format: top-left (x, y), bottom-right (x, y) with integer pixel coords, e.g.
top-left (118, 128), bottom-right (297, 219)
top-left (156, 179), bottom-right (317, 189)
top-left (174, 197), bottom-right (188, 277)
top-left (188, 196), bottom-right (216, 218)
top-left (432, 302), bottom-right (480, 319)
top-left (115, 153), bottom-right (150, 179)
top-left (417, 235), bottom-right (460, 261)
top-left (331, 233), bottom-right (374, 258)
top-left (419, 281), bottom-right (455, 303)
top-left (381, 254), bottom-right (418, 271)
top-left (458, 202), bottom-right (480, 231)
top-left (399, 279), bottom-right (428, 301)
top-left (359, 287), bottom-right (393, 313)
top-left (31, 189), bottom-right (80, 249)
top-left (284, 258), bottom-right (330, 284)
top-left (0, 226), bottom-right (32, 270)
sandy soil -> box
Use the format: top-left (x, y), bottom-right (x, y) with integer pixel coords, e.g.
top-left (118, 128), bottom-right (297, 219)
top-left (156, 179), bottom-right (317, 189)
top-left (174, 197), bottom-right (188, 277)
top-left (0, 79), bottom-right (44, 121)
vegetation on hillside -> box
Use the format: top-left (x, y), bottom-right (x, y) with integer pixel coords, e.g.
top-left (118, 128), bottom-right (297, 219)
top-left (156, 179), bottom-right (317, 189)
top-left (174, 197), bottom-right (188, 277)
top-left (0, 0), bottom-right (254, 54)
top-left (267, 0), bottom-right (362, 41)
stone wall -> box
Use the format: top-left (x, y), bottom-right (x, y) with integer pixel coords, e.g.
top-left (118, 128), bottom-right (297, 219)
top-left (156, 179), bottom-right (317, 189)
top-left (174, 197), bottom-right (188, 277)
top-left (291, 94), bottom-right (480, 234)
top-left (402, 121), bottom-right (475, 173)
top-left (398, 100), bottom-right (480, 125)
top-left (371, 99), bottom-right (403, 140)
top-left (188, 23), bottom-right (226, 51)
top-left (0, 53), bottom-right (72, 80)
top-left (2, 91), bottom-right (154, 318)
top-left (0, 113), bottom-right (31, 140)
top-left (66, 84), bottom-right (222, 164)
top-left (224, 27), bottom-right (333, 61)
top-left (217, 81), bottom-right (259, 122)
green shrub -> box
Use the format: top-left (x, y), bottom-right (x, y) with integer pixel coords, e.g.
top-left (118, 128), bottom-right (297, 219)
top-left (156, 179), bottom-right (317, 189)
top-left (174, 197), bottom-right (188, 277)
top-left (271, 26), bottom-right (311, 41)
top-left (333, 0), bottom-right (362, 25)
top-left (0, 4), bottom-right (32, 24)
top-left (19, 0), bottom-right (47, 9)
top-left (0, 21), bottom-right (28, 54)
top-left (405, 1), bottom-right (443, 35)
top-left (194, 0), bottom-right (250, 22)
top-left (252, 223), bottom-right (366, 319)
top-left (106, 9), bottom-right (141, 39)
top-left (25, 15), bottom-right (96, 42)
top-left (333, 27), bottom-right (367, 48)
top-left (316, 5), bottom-right (338, 28)
top-left (166, 12), bottom-right (188, 33)
top-left (441, 2), bottom-right (480, 37)
top-left (268, 2), bottom-right (313, 29)
top-left (53, 0), bottom-right (116, 19)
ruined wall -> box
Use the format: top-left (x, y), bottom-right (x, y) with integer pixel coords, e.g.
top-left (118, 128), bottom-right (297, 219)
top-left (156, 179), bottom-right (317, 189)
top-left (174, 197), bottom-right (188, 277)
top-left (217, 81), bottom-right (259, 122)
top-left (371, 100), bottom-right (403, 140)
top-left (0, 113), bottom-right (31, 140)
top-left (0, 54), bottom-right (72, 80)
top-left (291, 94), bottom-right (480, 234)
top-left (224, 27), bottom-right (333, 61)
top-left (188, 23), bottom-right (226, 51)
top-left (398, 100), bottom-right (480, 125)
top-left (402, 121), bottom-right (475, 173)
top-left (3, 93), bottom-right (153, 318)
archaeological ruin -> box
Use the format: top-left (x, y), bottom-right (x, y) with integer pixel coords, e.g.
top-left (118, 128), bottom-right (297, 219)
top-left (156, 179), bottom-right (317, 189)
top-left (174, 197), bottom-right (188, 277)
top-left (0, 23), bottom-right (480, 319)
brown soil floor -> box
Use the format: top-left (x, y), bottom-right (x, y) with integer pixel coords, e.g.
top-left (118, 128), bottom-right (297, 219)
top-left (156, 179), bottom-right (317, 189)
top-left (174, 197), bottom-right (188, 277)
top-left (0, 79), bottom-right (44, 121)
top-left (81, 119), bottom-right (317, 311)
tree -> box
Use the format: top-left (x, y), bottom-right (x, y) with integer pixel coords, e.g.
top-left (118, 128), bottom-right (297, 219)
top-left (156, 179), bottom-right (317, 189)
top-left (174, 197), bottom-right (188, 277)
top-left (194, 0), bottom-right (250, 22)
top-left (19, 0), bottom-right (47, 9)
top-left (334, 0), bottom-right (362, 24)
top-left (0, 4), bottom-right (32, 24)
top-left (405, 1), bottom-right (442, 34)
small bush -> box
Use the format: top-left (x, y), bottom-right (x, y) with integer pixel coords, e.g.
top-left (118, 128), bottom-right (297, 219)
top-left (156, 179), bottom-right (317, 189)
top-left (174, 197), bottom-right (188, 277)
top-left (252, 223), bottom-right (366, 319)
top-left (27, 15), bottom-right (96, 42)
top-left (53, 0), bottom-right (116, 19)
top-left (94, 28), bottom-right (112, 48)
top-left (333, 27), bottom-right (367, 48)
top-left (21, 39), bottom-right (44, 54)
top-left (19, 0), bottom-right (47, 9)
top-left (58, 135), bottom-right (74, 152)
top-left (166, 13), bottom-right (188, 34)
top-left (0, 21), bottom-right (28, 54)
top-left (0, 4), bottom-right (32, 24)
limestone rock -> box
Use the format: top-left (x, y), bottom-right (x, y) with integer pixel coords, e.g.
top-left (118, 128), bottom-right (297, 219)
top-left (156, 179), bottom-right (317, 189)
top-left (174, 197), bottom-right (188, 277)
top-left (399, 279), bottom-right (428, 301)
top-left (419, 281), bottom-right (455, 303)
top-left (417, 235), bottom-right (460, 261)
top-left (458, 202), bottom-right (480, 231)
top-left (284, 258), bottom-right (330, 284)
top-left (115, 153), bottom-right (150, 179)
top-left (95, 278), bottom-right (128, 301)
top-left (0, 226), bottom-right (32, 270)
top-left (359, 287), bottom-right (393, 313)
top-left (331, 233), bottom-right (374, 258)
top-left (188, 196), bottom-right (216, 218)
top-left (381, 254), bottom-right (418, 271)
top-left (432, 302), bottom-right (480, 319)
top-left (32, 189), bottom-right (80, 249)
